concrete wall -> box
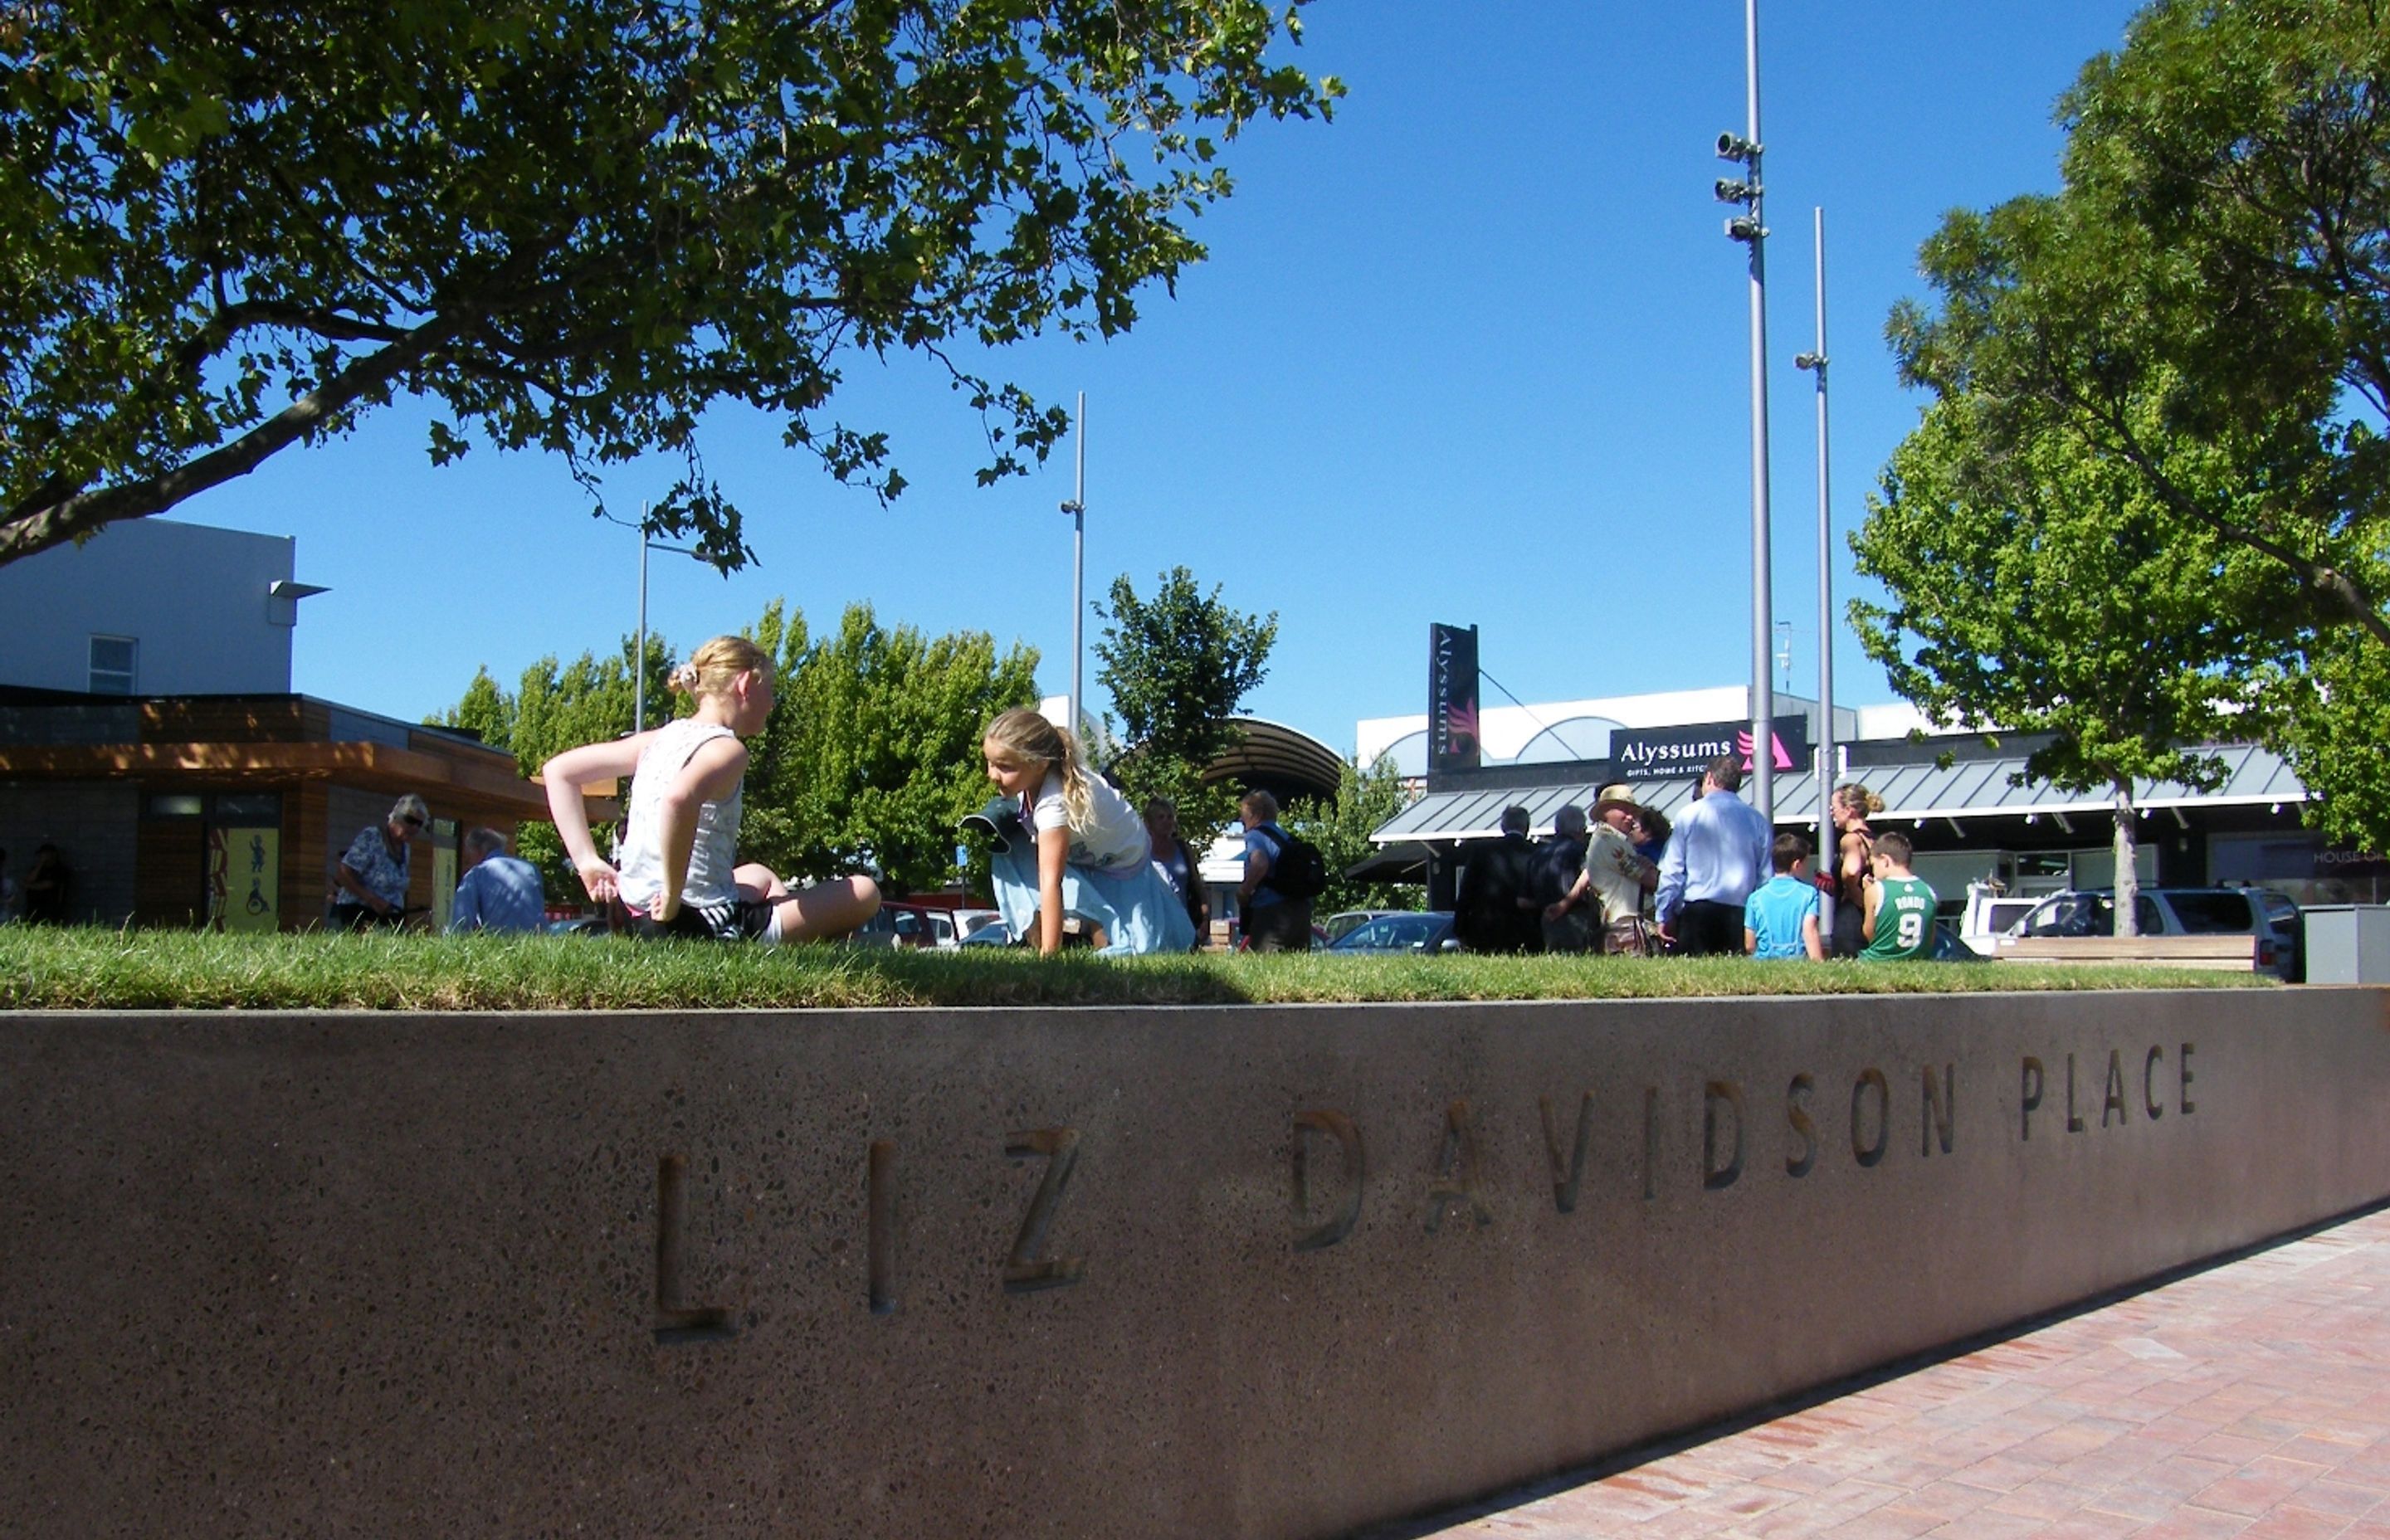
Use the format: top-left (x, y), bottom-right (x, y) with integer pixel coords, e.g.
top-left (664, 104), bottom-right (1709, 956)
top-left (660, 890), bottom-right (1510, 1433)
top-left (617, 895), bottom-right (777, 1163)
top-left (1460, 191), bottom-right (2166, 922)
top-left (0, 517), bottom-right (300, 694)
top-left (2, 991), bottom-right (2386, 1538)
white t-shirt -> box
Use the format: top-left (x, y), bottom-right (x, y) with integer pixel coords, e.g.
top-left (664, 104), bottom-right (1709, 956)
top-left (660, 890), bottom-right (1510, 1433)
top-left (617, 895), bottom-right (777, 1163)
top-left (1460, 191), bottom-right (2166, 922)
top-left (1023, 770), bottom-right (1151, 875)
top-left (616, 719), bottom-right (744, 912)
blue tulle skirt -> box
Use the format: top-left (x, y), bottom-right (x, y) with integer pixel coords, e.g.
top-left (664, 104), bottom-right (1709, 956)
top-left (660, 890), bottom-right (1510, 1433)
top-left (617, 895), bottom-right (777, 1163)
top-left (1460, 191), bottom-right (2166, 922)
top-left (986, 829), bottom-right (1197, 956)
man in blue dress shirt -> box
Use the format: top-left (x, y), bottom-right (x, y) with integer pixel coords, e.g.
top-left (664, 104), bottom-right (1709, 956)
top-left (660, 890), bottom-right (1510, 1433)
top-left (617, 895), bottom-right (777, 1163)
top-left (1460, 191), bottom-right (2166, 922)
top-left (447, 827), bottom-right (548, 934)
top-left (1655, 753), bottom-right (1774, 957)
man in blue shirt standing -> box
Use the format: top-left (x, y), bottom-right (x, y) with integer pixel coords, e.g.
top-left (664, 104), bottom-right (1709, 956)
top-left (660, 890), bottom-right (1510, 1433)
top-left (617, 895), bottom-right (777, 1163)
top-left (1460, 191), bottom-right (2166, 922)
top-left (448, 827), bottom-right (548, 934)
top-left (1655, 753), bottom-right (1774, 957)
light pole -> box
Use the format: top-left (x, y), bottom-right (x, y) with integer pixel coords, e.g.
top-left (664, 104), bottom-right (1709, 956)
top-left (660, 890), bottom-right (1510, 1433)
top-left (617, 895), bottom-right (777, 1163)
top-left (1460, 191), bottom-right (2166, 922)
top-left (1058, 391), bottom-right (1086, 738)
top-left (1714, 0), bottom-right (1775, 821)
top-left (635, 519), bottom-right (702, 737)
top-left (1793, 207), bottom-right (1836, 934)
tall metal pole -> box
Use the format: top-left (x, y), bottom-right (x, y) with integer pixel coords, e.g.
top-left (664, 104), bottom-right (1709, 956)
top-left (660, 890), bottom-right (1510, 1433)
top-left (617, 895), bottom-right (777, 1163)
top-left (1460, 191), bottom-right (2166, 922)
top-left (1066, 392), bottom-right (1086, 738)
top-left (1742, 0), bottom-right (1775, 822)
top-left (1797, 209), bottom-right (1835, 933)
top-left (634, 509), bottom-right (651, 738)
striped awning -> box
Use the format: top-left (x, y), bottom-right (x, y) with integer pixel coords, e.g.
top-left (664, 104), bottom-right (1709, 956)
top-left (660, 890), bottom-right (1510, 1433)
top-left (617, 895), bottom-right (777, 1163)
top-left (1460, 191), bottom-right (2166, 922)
top-left (1370, 743), bottom-right (2308, 845)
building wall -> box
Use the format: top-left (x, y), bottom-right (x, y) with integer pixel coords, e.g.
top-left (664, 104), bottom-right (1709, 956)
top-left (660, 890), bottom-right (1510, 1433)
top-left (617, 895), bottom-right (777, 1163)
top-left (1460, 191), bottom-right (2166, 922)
top-left (0, 518), bottom-right (305, 695)
top-left (0, 782), bottom-right (139, 925)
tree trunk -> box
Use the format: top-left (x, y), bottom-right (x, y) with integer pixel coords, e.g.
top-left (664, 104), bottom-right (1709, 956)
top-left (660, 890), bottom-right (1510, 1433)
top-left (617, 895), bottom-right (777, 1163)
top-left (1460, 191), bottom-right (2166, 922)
top-left (2112, 777), bottom-right (2139, 938)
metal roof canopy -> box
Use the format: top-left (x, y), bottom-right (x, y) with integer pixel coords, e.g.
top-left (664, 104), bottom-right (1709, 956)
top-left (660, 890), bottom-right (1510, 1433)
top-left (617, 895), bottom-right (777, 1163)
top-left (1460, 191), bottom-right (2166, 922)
top-left (1370, 743), bottom-right (2309, 846)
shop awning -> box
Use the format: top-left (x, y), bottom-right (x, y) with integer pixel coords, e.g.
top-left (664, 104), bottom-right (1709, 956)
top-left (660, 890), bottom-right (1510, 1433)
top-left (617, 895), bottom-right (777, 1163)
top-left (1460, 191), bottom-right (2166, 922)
top-left (1371, 743), bottom-right (2308, 845)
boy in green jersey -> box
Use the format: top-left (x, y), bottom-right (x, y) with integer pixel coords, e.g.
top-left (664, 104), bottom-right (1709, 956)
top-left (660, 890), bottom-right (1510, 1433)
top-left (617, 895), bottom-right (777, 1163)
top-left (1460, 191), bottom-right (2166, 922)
top-left (1859, 831), bottom-right (1938, 962)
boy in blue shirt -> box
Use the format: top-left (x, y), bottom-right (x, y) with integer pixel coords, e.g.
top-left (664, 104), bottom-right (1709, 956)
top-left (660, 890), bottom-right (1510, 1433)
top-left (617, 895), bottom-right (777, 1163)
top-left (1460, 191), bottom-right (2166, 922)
top-left (1744, 832), bottom-right (1826, 960)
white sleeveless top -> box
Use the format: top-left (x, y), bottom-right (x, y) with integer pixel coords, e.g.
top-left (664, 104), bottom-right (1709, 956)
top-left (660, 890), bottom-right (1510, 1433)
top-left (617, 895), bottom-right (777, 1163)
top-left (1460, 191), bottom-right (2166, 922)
top-left (616, 719), bottom-right (743, 913)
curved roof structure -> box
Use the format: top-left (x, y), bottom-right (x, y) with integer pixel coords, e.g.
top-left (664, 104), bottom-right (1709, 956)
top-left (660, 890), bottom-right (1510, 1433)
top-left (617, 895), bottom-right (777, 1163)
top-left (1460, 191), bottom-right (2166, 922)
top-left (1199, 715), bottom-right (1345, 807)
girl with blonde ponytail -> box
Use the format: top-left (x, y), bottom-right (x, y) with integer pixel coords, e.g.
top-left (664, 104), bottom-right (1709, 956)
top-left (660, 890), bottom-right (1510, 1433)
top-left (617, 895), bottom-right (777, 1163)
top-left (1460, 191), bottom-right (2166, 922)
top-left (975, 707), bottom-right (1195, 956)
top-left (543, 635), bottom-right (880, 943)
top-left (1827, 782), bottom-right (1884, 959)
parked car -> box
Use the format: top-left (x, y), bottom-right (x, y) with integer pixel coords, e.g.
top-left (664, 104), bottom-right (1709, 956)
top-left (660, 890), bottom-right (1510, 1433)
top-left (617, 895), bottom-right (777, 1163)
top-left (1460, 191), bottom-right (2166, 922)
top-left (848, 902), bottom-right (960, 948)
top-left (951, 908), bottom-right (1006, 940)
top-left (1321, 909), bottom-right (1406, 943)
top-left (1325, 911), bottom-right (1458, 954)
top-left (2002, 887), bottom-right (2300, 979)
top-left (958, 921), bottom-right (1015, 948)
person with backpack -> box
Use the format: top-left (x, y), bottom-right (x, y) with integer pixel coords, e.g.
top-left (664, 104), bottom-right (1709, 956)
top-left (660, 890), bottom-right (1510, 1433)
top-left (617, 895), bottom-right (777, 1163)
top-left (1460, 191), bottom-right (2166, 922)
top-left (1236, 790), bottom-right (1320, 952)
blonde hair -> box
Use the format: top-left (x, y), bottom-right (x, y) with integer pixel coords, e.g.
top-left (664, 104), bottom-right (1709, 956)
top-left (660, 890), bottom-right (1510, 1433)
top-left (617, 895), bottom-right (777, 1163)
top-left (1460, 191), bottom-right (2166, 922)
top-left (1835, 782), bottom-right (1885, 816)
top-left (983, 707), bottom-right (1095, 831)
top-left (669, 635), bottom-right (771, 701)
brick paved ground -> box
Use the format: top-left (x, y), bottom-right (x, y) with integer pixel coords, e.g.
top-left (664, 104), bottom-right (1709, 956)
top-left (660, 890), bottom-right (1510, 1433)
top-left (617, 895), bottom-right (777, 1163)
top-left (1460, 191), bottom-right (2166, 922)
top-left (1402, 1206), bottom-right (2390, 1539)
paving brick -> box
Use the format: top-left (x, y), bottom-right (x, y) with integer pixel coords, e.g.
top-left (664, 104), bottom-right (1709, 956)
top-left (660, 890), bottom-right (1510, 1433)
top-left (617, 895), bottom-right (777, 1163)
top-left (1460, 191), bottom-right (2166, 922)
top-left (1407, 1209), bottom-right (2390, 1540)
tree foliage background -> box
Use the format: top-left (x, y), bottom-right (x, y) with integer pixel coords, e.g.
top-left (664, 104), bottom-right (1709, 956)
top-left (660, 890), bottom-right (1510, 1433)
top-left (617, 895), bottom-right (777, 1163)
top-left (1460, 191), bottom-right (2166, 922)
top-left (1092, 564), bottom-right (1276, 841)
top-left (1878, 0), bottom-right (2390, 850)
top-left (1, 0), bottom-right (1339, 566)
top-left (435, 601), bottom-right (1034, 899)
top-left (1284, 754), bottom-right (1419, 916)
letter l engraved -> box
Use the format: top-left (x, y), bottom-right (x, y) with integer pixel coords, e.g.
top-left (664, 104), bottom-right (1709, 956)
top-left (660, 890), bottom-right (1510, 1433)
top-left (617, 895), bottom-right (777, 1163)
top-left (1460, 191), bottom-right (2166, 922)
top-left (654, 1153), bottom-right (736, 1345)
top-left (1538, 1093), bottom-right (1595, 1215)
top-left (2066, 1052), bottom-right (2086, 1133)
top-left (867, 1139), bottom-right (897, 1316)
top-left (1003, 1128), bottom-right (1086, 1294)
top-left (1291, 1110), bottom-right (1364, 1251)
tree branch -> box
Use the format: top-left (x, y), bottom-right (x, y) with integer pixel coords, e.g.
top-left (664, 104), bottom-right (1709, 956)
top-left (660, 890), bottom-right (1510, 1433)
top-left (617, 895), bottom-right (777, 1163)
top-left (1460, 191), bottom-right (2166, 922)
top-left (0, 312), bottom-right (463, 564)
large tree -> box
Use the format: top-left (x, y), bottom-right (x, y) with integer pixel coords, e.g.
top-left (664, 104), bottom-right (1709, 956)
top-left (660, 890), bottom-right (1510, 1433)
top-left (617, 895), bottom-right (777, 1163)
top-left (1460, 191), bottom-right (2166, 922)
top-left (1851, 399), bottom-right (2288, 928)
top-left (744, 598), bottom-right (1039, 895)
top-left (1885, 0), bottom-right (2390, 848)
top-left (1091, 563), bottom-right (1275, 840)
top-left (0, 1), bottom-right (1339, 566)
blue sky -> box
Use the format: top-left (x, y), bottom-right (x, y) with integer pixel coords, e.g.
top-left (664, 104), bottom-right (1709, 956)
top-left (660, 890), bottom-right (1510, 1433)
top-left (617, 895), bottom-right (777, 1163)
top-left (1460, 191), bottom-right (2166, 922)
top-left (177, 0), bottom-right (2145, 755)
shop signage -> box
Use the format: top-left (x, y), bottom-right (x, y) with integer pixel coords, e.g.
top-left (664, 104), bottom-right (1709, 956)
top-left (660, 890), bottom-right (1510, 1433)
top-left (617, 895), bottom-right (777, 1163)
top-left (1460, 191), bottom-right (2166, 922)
top-left (1612, 715), bottom-right (1810, 782)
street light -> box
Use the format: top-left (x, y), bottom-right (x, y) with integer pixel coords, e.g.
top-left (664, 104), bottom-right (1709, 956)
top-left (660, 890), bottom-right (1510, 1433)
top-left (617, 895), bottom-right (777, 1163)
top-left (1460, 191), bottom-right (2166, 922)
top-left (1714, 0), bottom-right (1775, 821)
top-left (635, 519), bottom-right (704, 737)
top-left (1059, 391), bottom-right (1086, 738)
top-left (1793, 207), bottom-right (1836, 936)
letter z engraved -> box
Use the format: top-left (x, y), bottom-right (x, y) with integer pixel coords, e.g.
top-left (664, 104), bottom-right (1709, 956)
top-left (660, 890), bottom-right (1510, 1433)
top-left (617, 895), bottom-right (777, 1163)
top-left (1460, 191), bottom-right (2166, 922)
top-left (1002, 1128), bottom-right (1086, 1294)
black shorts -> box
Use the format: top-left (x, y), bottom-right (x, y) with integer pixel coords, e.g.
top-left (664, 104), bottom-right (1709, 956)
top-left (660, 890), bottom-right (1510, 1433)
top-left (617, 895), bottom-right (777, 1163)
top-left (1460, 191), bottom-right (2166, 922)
top-left (618, 895), bottom-right (776, 942)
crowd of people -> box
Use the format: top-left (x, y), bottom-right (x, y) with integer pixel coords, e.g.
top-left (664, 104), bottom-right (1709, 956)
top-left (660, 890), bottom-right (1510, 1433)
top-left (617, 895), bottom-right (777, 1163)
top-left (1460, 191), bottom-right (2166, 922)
top-left (1453, 753), bottom-right (1938, 962)
top-left (17, 641), bottom-right (1936, 967)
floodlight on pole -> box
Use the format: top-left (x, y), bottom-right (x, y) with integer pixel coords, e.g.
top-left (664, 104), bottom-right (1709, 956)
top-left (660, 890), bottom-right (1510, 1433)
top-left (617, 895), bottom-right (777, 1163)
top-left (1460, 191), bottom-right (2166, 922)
top-left (1059, 391), bottom-right (1086, 738)
top-left (1793, 207), bottom-right (1836, 934)
top-left (1715, 0), bottom-right (1775, 820)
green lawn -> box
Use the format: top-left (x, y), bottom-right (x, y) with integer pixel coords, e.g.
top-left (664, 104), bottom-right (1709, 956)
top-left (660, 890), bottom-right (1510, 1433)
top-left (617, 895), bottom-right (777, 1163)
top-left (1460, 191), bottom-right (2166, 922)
top-left (0, 927), bottom-right (2275, 1011)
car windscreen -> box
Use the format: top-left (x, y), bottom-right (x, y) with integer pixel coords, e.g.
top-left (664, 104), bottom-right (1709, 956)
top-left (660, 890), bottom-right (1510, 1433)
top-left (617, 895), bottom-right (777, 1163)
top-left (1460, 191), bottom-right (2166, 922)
top-left (1338, 915), bottom-right (1440, 949)
top-left (2167, 891), bottom-right (2253, 933)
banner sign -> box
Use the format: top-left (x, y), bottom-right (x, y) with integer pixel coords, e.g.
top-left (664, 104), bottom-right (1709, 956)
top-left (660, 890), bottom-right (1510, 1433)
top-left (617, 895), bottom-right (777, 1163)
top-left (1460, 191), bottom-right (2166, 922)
top-left (1427, 623), bottom-right (1480, 774)
top-left (1611, 716), bottom-right (1810, 782)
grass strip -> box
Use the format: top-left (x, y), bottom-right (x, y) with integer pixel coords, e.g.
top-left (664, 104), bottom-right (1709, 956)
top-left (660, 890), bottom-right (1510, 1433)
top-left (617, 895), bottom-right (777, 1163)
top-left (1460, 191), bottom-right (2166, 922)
top-left (0, 928), bottom-right (2275, 1012)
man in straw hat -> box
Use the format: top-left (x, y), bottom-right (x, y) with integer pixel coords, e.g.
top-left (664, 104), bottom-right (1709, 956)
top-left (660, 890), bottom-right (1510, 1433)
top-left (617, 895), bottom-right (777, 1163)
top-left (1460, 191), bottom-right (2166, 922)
top-left (1546, 784), bottom-right (1661, 956)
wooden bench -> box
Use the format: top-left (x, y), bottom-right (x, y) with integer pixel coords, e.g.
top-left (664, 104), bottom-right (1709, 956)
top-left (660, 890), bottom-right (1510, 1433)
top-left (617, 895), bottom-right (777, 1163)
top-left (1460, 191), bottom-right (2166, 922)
top-left (1994, 934), bottom-right (2258, 971)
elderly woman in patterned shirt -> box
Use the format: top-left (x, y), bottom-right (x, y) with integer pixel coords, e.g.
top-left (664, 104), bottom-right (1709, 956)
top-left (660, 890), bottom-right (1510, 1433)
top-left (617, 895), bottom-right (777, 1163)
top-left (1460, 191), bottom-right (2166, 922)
top-left (330, 793), bottom-right (430, 930)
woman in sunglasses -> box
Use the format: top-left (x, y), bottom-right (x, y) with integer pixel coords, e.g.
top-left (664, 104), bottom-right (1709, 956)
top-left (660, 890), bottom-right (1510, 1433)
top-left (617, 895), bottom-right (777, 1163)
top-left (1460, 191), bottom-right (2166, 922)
top-left (330, 793), bottom-right (430, 930)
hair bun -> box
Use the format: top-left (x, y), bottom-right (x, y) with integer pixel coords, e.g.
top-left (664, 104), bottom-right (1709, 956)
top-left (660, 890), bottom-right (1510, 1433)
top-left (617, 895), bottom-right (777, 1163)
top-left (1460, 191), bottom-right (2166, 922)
top-left (666, 662), bottom-right (701, 696)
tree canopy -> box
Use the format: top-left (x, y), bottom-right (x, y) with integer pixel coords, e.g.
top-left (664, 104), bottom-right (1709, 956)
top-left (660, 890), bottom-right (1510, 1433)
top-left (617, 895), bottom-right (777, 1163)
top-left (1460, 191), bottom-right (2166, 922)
top-left (0, 0), bottom-right (1339, 567)
top-left (1284, 753), bottom-right (1417, 917)
top-left (1881, 0), bottom-right (2390, 849)
top-left (1091, 563), bottom-right (1275, 839)
top-left (1851, 398), bottom-right (2288, 925)
top-left (435, 598), bottom-right (1033, 899)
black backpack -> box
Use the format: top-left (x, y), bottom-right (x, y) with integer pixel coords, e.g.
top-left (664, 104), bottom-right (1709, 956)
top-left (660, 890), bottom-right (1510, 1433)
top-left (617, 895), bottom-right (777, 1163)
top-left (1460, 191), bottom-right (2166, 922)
top-left (1261, 824), bottom-right (1329, 900)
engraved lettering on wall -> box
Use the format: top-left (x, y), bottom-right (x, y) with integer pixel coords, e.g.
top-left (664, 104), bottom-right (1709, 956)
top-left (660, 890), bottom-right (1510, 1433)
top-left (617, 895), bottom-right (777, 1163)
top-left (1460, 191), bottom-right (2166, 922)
top-left (2066, 1052), bottom-right (2088, 1133)
top-left (2101, 1049), bottom-right (2129, 1128)
top-left (1003, 1128), bottom-right (1086, 1294)
top-left (653, 1153), bottom-right (736, 1345)
top-left (1291, 1110), bottom-right (1365, 1251)
top-left (1537, 1093), bottom-right (1595, 1215)
top-left (1424, 1099), bottom-right (1493, 1232)
top-left (868, 1139), bottom-right (898, 1316)
top-left (1921, 1065), bottom-right (1955, 1157)
top-left (1703, 1080), bottom-right (1745, 1191)
top-left (2180, 1042), bottom-right (2196, 1114)
top-left (2020, 1056), bottom-right (2046, 1141)
top-left (1851, 1069), bottom-right (1890, 1169)
top-left (2143, 1045), bottom-right (2165, 1121)
top-left (1784, 1073), bottom-right (1817, 1178)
